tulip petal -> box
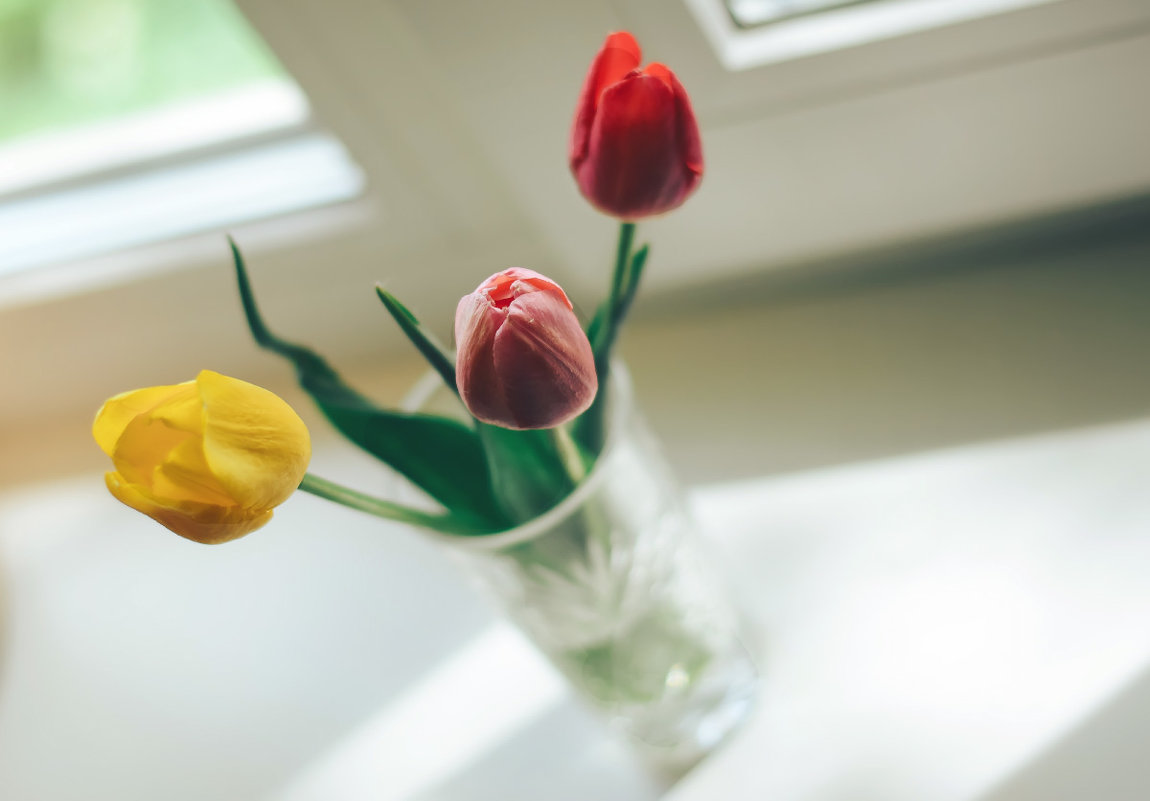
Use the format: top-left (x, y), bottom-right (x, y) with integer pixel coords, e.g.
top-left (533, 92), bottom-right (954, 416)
top-left (93, 382), bottom-right (191, 457)
top-left (109, 384), bottom-right (201, 489)
top-left (455, 291), bottom-right (514, 427)
top-left (492, 290), bottom-right (597, 429)
top-left (569, 33), bottom-right (703, 220)
top-left (570, 31), bottom-right (642, 168)
top-left (106, 472), bottom-right (272, 545)
top-left (455, 269), bottom-right (594, 430)
top-left (481, 267), bottom-right (574, 310)
top-left (642, 62), bottom-right (675, 91)
top-left (149, 384), bottom-right (207, 435)
top-left (95, 371), bottom-right (310, 544)
top-left (196, 370), bottom-right (311, 511)
top-left (580, 73), bottom-right (686, 219)
top-left (153, 437), bottom-right (236, 506)
top-left (667, 69), bottom-right (704, 180)
top-left (594, 32), bottom-right (643, 100)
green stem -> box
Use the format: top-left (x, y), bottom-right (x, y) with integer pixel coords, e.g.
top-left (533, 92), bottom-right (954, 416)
top-left (602, 243), bottom-right (647, 362)
top-left (576, 222), bottom-right (643, 455)
top-left (549, 424), bottom-right (590, 486)
top-left (590, 222), bottom-right (637, 356)
top-left (611, 221), bottom-right (636, 307)
top-left (297, 473), bottom-right (492, 536)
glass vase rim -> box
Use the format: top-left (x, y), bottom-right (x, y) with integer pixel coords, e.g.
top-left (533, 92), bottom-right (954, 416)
top-left (403, 361), bottom-right (637, 552)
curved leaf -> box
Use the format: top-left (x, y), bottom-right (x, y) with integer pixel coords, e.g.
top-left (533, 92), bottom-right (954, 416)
top-left (229, 239), bottom-right (508, 531)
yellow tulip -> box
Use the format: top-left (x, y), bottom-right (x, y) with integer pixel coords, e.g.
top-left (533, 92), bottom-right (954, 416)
top-left (93, 370), bottom-right (311, 544)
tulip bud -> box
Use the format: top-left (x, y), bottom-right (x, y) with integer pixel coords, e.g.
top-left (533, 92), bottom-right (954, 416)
top-left (455, 268), bottom-right (597, 430)
top-left (93, 370), bottom-right (311, 544)
top-left (570, 31), bottom-right (703, 220)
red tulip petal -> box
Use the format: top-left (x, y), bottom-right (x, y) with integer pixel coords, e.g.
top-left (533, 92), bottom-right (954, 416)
top-left (638, 64), bottom-right (702, 181)
top-left (668, 69), bottom-right (704, 180)
top-left (577, 73), bottom-right (686, 219)
top-left (642, 62), bottom-right (675, 91)
top-left (592, 32), bottom-right (643, 104)
top-left (569, 32), bottom-right (703, 220)
top-left (570, 31), bottom-right (642, 168)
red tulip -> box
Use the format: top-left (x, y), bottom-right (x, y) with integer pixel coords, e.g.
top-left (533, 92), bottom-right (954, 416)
top-left (569, 31), bottom-right (703, 220)
top-left (455, 268), bottom-right (597, 430)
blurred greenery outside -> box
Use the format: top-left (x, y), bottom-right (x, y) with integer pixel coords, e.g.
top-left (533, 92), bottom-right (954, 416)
top-left (0, 0), bottom-right (285, 143)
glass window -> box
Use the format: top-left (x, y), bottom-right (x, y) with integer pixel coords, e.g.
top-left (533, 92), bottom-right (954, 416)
top-left (0, 0), bottom-right (363, 281)
top-left (0, 0), bottom-right (285, 143)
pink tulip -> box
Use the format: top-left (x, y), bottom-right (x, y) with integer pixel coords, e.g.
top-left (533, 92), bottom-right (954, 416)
top-left (570, 31), bottom-right (703, 220)
top-left (455, 269), bottom-right (597, 430)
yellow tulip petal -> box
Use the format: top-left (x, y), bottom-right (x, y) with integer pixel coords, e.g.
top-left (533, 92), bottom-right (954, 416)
top-left (110, 385), bottom-right (200, 489)
top-left (96, 371), bottom-right (306, 545)
top-left (93, 382), bottom-right (192, 457)
top-left (196, 370), bottom-right (311, 510)
top-left (153, 437), bottom-right (236, 506)
top-left (150, 385), bottom-right (207, 434)
top-left (106, 472), bottom-right (272, 545)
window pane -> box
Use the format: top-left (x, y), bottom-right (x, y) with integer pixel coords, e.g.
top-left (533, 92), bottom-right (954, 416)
top-left (0, 0), bottom-right (286, 143)
top-left (726, 0), bottom-right (877, 28)
top-left (0, 0), bottom-right (363, 279)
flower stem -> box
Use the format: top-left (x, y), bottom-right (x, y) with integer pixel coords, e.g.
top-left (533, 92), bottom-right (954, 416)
top-left (576, 221), bottom-right (643, 455)
top-left (297, 473), bottom-right (491, 536)
top-left (611, 221), bottom-right (636, 304)
top-left (549, 424), bottom-right (590, 487)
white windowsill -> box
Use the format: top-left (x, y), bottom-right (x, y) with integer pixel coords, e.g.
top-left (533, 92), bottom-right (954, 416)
top-left (6, 414), bottom-right (1150, 798)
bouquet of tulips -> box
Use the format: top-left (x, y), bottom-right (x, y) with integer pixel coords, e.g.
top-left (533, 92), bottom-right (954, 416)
top-left (93, 32), bottom-right (702, 545)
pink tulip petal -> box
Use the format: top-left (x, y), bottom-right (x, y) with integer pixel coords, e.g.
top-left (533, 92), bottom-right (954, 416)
top-left (455, 291), bottom-right (513, 427)
top-left (456, 269), bottom-right (596, 430)
top-left (492, 291), bottom-right (597, 429)
top-left (477, 267), bottom-right (573, 310)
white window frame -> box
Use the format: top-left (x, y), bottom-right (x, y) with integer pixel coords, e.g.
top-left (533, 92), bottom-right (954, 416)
top-left (4, 0), bottom-right (1148, 299)
top-left (689, 0), bottom-right (1066, 70)
top-left (0, 80), bottom-right (308, 197)
top-left (421, 0), bottom-right (1150, 295)
top-left (0, 38), bottom-right (365, 287)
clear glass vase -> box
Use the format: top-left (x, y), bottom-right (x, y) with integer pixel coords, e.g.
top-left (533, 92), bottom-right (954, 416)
top-left (411, 368), bottom-right (759, 770)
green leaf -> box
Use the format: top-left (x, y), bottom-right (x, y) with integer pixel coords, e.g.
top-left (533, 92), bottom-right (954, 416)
top-left (614, 244), bottom-right (648, 333)
top-left (229, 238), bottom-right (508, 531)
top-left (585, 302), bottom-right (609, 357)
top-left (375, 285), bottom-right (457, 395)
top-left (375, 278), bottom-right (586, 525)
top-left (477, 424), bottom-right (578, 523)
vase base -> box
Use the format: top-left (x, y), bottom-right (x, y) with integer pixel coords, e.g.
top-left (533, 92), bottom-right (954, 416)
top-left (609, 638), bottom-right (759, 774)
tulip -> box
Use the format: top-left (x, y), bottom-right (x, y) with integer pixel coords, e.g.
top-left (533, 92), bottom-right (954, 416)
top-left (455, 268), bottom-right (597, 430)
top-left (570, 31), bottom-right (703, 220)
top-left (93, 370), bottom-right (311, 544)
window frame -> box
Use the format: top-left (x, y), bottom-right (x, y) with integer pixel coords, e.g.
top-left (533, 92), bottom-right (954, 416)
top-left (0, 6), bottom-right (366, 284)
top-left (694, 0), bottom-right (1067, 70)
